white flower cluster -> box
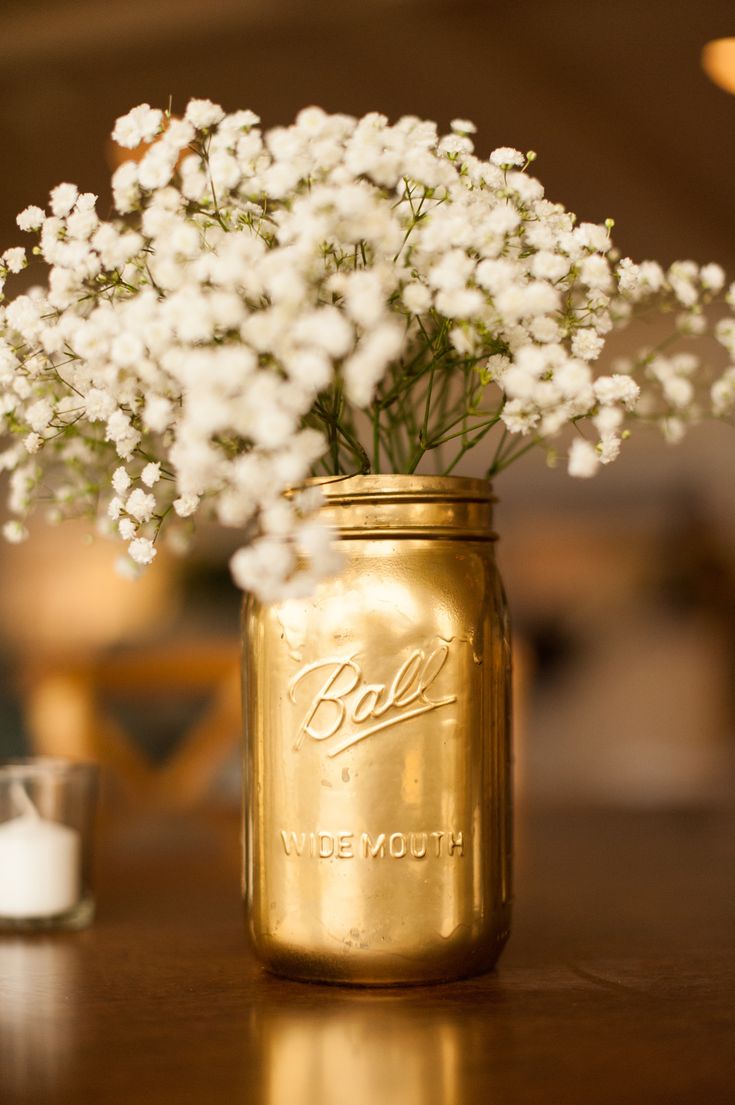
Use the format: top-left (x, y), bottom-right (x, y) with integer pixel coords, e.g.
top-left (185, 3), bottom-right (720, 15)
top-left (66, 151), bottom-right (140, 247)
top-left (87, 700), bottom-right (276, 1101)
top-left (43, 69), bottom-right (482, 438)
top-left (0, 101), bottom-right (733, 598)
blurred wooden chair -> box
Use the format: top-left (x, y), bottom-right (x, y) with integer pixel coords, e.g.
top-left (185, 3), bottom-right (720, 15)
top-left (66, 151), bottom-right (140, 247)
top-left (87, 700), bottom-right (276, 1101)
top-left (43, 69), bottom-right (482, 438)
top-left (21, 638), bottom-right (242, 810)
top-left (0, 521), bottom-right (242, 809)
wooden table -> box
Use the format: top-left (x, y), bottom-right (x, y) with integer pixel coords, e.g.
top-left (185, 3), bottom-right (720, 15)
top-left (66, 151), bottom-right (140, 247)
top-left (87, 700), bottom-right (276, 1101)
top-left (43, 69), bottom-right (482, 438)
top-left (1, 804), bottom-right (734, 1104)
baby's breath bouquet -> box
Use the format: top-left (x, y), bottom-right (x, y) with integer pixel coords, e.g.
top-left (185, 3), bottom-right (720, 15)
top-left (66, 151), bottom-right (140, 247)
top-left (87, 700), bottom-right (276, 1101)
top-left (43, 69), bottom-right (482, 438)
top-left (1, 99), bottom-right (733, 599)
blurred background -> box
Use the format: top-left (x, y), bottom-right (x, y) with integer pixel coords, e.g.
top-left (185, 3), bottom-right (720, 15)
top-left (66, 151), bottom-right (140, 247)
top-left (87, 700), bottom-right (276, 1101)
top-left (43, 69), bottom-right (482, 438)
top-left (0, 0), bottom-right (733, 811)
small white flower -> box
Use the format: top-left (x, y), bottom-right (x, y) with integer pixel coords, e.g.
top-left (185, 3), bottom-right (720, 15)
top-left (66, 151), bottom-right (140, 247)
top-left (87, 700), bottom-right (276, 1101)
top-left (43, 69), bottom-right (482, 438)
top-left (669, 261), bottom-right (699, 307)
top-left (111, 162), bottom-right (141, 214)
top-left (676, 311), bottom-right (707, 336)
top-left (16, 206), bottom-right (45, 232)
top-left (293, 307), bottom-right (353, 358)
top-left (579, 255), bottom-right (612, 290)
top-left (639, 261), bottom-right (664, 293)
top-left (435, 288), bottom-right (483, 318)
top-left (476, 259), bottom-right (518, 295)
top-left (143, 395), bottom-right (174, 433)
top-left (128, 537), bottom-right (157, 565)
top-left (343, 270), bottom-right (387, 328)
top-left (567, 438), bottom-right (599, 478)
top-left (598, 435), bottom-right (621, 464)
top-left (118, 518), bottom-right (137, 540)
top-left (500, 399), bottom-right (538, 434)
top-left (490, 147), bottom-right (525, 168)
top-left (554, 359), bottom-right (593, 400)
top-left (700, 263), bottom-right (725, 292)
top-left (450, 118), bottom-right (477, 135)
top-left (173, 493), bottom-right (199, 518)
top-left (3, 520), bottom-right (28, 544)
top-left (715, 318), bottom-right (735, 356)
top-left (141, 462), bottom-right (161, 487)
top-left (138, 146), bottom-right (178, 191)
top-left (185, 98), bottom-right (225, 129)
top-left (85, 388), bottom-right (116, 422)
top-left (483, 354), bottom-right (511, 382)
top-left (711, 368), bottom-right (735, 416)
top-left (495, 281), bottom-right (559, 321)
top-left (343, 321), bottom-right (404, 406)
top-left (283, 349), bottom-right (332, 391)
top-left (428, 250), bottom-right (474, 293)
top-left (575, 223), bottom-right (611, 253)
top-left (662, 375), bottom-right (694, 409)
top-left (529, 316), bottom-right (560, 343)
top-left (449, 326), bottom-right (477, 355)
top-left (571, 328), bottom-right (605, 361)
top-left (112, 467), bottom-right (132, 495)
top-left (161, 118), bottom-right (195, 151)
top-left (26, 398), bottom-right (54, 433)
top-left (111, 333), bottom-right (144, 367)
top-left (105, 411), bottom-right (141, 459)
top-left (66, 208), bottom-right (98, 241)
top-left (49, 183), bottom-right (78, 218)
top-left (112, 104), bottom-right (164, 149)
top-left (593, 406), bottom-right (623, 437)
top-left (126, 488), bottom-right (157, 522)
top-left (616, 257), bottom-right (641, 296)
top-left (230, 536), bottom-right (295, 593)
top-left (661, 417), bottom-right (687, 443)
top-left (2, 248), bottom-right (27, 274)
top-left (593, 374), bottom-right (639, 408)
top-left (402, 282), bottom-right (432, 314)
top-left (531, 251), bottom-right (569, 282)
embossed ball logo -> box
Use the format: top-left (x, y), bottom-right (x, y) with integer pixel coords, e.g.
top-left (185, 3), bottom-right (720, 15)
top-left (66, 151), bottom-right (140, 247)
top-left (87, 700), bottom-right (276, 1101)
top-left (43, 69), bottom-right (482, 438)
top-left (288, 642), bottom-right (457, 757)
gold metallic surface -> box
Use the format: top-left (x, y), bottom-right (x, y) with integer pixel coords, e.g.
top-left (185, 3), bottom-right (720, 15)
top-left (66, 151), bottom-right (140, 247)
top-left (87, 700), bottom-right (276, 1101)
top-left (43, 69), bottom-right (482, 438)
top-left (242, 475), bottom-right (512, 984)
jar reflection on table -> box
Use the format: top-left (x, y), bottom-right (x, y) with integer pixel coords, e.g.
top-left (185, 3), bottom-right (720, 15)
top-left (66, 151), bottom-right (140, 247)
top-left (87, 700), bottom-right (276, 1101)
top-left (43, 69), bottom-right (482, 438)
top-left (250, 990), bottom-right (506, 1105)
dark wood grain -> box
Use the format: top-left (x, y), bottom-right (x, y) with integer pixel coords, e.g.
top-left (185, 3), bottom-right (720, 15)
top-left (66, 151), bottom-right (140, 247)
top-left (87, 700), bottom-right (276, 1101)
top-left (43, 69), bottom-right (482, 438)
top-left (1, 804), bottom-right (734, 1105)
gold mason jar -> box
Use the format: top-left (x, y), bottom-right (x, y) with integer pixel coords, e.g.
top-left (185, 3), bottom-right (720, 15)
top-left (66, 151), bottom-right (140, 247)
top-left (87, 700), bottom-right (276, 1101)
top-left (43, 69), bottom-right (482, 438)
top-left (242, 475), bottom-right (512, 985)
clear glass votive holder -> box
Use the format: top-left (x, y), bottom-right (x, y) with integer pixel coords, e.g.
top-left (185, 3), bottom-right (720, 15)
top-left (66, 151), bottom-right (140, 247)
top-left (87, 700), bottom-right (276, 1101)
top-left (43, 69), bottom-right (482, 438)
top-left (0, 758), bottom-right (99, 932)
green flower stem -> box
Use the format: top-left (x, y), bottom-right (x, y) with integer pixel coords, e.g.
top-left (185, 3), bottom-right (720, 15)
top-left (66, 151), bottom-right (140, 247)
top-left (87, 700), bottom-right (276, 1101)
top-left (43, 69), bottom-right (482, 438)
top-left (486, 426), bottom-right (509, 475)
top-left (330, 385), bottom-right (343, 474)
top-left (444, 418), bottom-right (499, 477)
top-left (378, 417), bottom-right (401, 470)
top-left (133, 447), bottom-right (176, 481)
top-left (151, 503), bottom-right (174, 543)
top-left (377, 351), bottom-right (435, 411)
top-left (488, 436), bottom-right (539, 475)
top-left (428, 402), bottom-right (499, 443)
top-left (371, 403), bottom-right (381, 473)
top-left (430, 415), bottom-right (501, 448)
top-left (336, 420), bottom-right (371, 473)
top-left (382, 399), bottom-right (409, 469)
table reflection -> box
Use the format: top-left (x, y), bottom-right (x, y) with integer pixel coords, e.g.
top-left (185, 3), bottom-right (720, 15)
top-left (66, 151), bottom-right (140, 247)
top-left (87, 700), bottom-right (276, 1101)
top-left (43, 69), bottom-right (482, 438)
top-left (250, 984), bottom-right (512, 1105)
top-left (0, 938), bottom-right (80, 1101)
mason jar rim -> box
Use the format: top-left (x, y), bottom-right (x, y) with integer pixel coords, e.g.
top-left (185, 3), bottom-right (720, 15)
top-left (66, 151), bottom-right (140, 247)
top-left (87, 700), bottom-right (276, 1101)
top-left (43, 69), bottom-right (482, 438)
top-left (305, 473), bottom-right (496, 503)
top-left (302, 473), bottom-right (497, 540)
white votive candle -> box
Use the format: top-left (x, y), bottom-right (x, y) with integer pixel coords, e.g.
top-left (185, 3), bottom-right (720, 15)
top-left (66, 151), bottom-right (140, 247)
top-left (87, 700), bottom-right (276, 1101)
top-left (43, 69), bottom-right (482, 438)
top-left (0, 789), bottom-right (81, 919)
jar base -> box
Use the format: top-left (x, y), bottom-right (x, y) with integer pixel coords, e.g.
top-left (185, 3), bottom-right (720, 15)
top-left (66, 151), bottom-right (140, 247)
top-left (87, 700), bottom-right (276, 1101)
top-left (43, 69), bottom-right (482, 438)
top-left (251, 926), bottom-right (511, 987)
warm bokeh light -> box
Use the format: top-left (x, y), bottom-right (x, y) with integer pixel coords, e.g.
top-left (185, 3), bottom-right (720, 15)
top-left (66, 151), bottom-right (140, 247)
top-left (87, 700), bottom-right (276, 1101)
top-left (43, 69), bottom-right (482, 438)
top-left (0, 521), bottom-right (179, 654)
top-left (702, 37), bottom-right (735, 95)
